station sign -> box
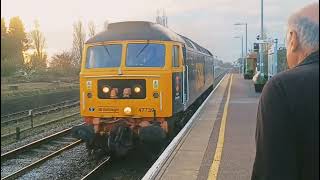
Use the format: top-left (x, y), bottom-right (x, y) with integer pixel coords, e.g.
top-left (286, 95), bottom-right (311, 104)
top-left (255, 40), bottom-right (270, 44)
top-left (253, 43), bottom-right (259, 52)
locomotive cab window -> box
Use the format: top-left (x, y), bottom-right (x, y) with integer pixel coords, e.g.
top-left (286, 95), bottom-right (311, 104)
top-left (172, 45), bottom-right (179, 67)
top-left (126, 43), bottom-right (165, 67)
top-left (86, 44), bottom-right (122, 68)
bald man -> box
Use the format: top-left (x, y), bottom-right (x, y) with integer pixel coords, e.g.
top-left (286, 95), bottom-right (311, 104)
top-left (252, 2), bottom-right (319, 180)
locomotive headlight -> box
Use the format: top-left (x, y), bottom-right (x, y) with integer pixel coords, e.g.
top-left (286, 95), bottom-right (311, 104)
top-left (102, 86), bottom-right (110, 93)
top-left (124, 107), bottom-right (132, 114)
top-left (134, 86), bottom-right (141, 93)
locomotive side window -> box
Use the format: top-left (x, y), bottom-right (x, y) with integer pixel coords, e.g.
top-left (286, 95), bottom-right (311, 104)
top-left (86, 44), bottom-right (122, 68)
top-left (182, 46), bottom-right (186, 65)
top-left (172, 45), bottom-right (179, 67)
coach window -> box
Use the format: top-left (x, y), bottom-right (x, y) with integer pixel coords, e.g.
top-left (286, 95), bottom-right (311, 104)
top-left (172, 45), bottom-right (179, 67)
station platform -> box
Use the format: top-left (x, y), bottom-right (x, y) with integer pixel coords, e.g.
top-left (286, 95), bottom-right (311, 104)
top-left (154, 73), bottom-right (260, 180)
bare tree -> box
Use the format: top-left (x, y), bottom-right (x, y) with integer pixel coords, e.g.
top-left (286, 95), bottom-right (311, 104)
top-left (72, 20), bottom-right (86, 67)
top-left (29, 20), bottom-right (47, 69)
top-left (103, 20), bottom-right (109, 31)
top-left (50, 51), bottom-right (73, 68)
top-left (88, 20), bottom-right (96, 38)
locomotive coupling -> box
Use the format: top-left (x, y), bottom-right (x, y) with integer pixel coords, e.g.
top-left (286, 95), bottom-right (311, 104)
top-left (108, 123), bottom-right (134, 157)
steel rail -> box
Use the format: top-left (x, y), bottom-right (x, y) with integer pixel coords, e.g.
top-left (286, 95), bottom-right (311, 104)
top-left (1, 123), bottom-right (84, 161)
top-left (80, 157), bottom-right (111, 180)
top-left (2, 140), bottom-right (83, 180)
top-left (1, 114), bottom-right (81, 141)
top-left (1, 100), bottom-right (80, 125)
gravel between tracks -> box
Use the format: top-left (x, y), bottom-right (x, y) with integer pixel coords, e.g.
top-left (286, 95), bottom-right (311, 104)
top-left (1, 118), bottom-right (82, 154)
top-left (18, 144), bottom-right (105, 180)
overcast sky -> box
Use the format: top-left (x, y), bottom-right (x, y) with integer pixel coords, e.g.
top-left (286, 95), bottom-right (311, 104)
top-left (1, 0), bottom-right (317, 62)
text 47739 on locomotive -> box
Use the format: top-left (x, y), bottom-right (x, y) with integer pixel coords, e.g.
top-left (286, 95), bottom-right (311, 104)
top-left (72, 21), bottom-right (215, 157)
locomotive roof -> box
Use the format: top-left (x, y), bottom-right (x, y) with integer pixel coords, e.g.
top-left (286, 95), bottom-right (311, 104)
top-left (86, 21), bottom-right (213, 56)
top-left (86, 21), bottom-right (184, 43)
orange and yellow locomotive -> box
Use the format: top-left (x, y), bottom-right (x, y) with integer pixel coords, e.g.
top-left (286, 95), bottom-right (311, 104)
top-left (72, 21), bottom-right (215, 156)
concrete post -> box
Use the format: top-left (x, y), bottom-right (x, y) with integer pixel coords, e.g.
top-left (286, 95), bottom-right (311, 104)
top-left (260, 0), bottom-right (264, 76)
top-left (29, 110), bottom-right (33, 128)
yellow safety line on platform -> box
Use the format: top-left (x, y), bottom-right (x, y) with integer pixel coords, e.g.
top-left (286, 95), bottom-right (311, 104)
top-left (207, 74), bottom-right (233, 180)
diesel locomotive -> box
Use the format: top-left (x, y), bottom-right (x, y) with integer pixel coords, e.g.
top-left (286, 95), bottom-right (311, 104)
top-left (244, 52), bottom-right (257, 79)
top-left (72, 21), bottom-right (215, 156)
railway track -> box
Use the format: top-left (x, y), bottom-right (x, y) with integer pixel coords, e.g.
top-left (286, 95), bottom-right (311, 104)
top-left (1, 99), bottom-right (81, 144)
top-left (1, 99), bottom-right (80, 125)
top-left (1, 125), bottom-right (83, 180)
top-left (80, 156), bottom-right (111, 180)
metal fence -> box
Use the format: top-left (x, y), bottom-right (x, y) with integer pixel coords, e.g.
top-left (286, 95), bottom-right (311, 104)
top-left (1, 99), bottom-right (80, 141)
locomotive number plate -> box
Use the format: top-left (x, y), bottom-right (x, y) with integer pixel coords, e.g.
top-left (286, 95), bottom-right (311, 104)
top-left (98, 107), bottom-right (119, 113)
top-left (138, 108), bottom-right (155, 112)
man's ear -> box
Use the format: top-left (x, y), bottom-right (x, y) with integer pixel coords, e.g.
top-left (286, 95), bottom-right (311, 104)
top-left (289, 31), bottom-right (299, 52)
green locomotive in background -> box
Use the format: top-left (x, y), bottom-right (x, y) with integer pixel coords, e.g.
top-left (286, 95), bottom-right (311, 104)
top-left (244, 52), bottom-right (257, 79)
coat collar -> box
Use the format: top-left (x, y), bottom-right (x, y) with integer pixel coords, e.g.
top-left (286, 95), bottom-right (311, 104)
top-left (296, 50), bottom-right (319, 67)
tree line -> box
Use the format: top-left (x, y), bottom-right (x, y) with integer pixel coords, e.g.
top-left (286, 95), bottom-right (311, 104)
top-left (2, 15), bottom-right (231, 78)
top-left (1, 16), bottom-right (108, 77)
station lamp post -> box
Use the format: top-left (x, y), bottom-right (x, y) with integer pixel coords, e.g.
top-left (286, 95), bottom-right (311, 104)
top-left (234, 22), bottom-right (247, 57)
top-left (234, 22), bottom-right (248, 74)
top-left (260, 0), bottom-right (264, 76)
top-left (234, 36), bottom-right (244, 74)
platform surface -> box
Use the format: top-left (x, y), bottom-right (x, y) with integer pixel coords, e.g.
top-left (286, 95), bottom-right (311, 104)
top-left (156, 73), bottom-right (260, 180)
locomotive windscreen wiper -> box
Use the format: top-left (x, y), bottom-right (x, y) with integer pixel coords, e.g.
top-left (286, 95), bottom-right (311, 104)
top-left (103, 45), bottom-right (112, 59)
top-left (135, 41), bottom-right (150, 58)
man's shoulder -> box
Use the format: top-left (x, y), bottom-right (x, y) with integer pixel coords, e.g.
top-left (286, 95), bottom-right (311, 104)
top-left (269, 69), bottom-right (296, 84)
top-left (263, 70), bottom-right (292, 91)
top-left (269, 63), bottom-right (318, 86)
top-left (262, 63), bottom-right (319, 99)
